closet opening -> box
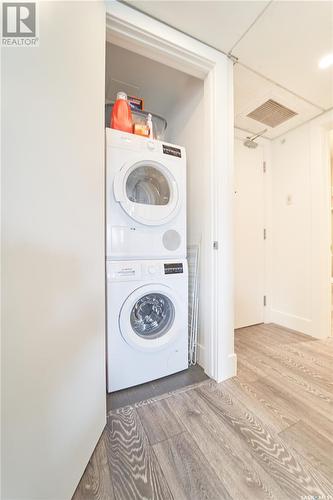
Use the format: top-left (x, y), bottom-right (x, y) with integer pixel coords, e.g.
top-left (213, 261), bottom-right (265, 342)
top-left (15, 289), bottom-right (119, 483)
top-left (105, 42), bottom-right (209, 410)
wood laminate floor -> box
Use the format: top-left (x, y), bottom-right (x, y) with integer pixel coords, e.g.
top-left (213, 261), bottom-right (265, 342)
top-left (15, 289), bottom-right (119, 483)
top-left (73, 324), bottom-right (333, 500)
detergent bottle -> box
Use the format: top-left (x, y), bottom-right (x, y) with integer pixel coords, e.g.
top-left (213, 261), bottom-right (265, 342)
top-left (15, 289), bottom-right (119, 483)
top-left (111, 91), bottom-right (133, 133)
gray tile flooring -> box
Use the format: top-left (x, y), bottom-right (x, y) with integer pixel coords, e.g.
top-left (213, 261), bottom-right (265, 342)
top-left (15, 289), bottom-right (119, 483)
top-left (107, 364), bottom-right (208, 411)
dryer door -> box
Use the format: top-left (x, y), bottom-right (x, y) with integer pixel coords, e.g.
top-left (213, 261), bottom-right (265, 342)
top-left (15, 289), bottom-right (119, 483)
top-left (114, 160), bottom-right (179, 226)
top-left (119, 284), bottom-right (181, 351)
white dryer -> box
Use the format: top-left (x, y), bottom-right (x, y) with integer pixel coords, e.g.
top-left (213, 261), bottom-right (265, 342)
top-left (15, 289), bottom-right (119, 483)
top-left (106, 259), bottom-right (188, 392)
top-left (106, 128), bottom-right (186, 260)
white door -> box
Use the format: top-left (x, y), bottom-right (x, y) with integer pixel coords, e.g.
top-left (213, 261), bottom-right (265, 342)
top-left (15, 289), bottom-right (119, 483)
top-left (234, 139), bottom-right (265, 329)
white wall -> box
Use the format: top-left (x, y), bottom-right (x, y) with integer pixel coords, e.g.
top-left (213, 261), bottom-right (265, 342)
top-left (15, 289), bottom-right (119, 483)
top-left (167, 79), bottom-right (206, 364)
top-left (269, 111), bottom-right (333, 338)
top-left (1, 3), bottom-right (106, 499)
top-left (105, 42), bottom-right (198, 120)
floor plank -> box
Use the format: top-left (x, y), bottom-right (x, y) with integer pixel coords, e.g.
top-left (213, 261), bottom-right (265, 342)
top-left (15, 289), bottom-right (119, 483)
top-left (236, 337), bottom-right (333, 420)
top-left (221, 377), bottom-right (298, 431)
top-left (196, 383), bottom-right (333, 499)
top-left (279, 420), bottom-right (333, 481)
top-left (280, 341), bottom-right (332, 371)
top-left (252, 376), bottom-right (333, 445)
top-left (137, 398), bottom-right (184, 445)
top-left (292, 338), bottom-right (333, 365)
top-left (236, 331), bottom-right (333, 393)
top-left (235, 323), bottom-right (313, 346)
top-left (153, 431), bottom-right (232, 500)
top-left (168, 389), bottom-right (286, 500)
top-left (261, 323), bottom-right (314, 342)
top-left (236, 360), bottom-right (259, 383)
top-left (72, 434), bottom-right (115, 500)
top-left (105, 407), bottom-right (173, 500)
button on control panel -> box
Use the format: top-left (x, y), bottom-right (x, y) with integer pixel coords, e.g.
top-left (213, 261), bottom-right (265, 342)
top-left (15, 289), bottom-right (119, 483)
top-left (164, 263), bottom-right (184, 274)
top-left (148, 265), bottom-right (157, 275)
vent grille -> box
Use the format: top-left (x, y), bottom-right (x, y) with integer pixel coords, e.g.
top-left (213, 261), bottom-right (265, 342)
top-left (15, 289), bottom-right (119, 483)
top-left (247, 99), bottom-right (297, 128)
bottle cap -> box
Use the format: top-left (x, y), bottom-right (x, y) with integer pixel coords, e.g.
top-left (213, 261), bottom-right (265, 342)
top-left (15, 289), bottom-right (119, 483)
top-left (116, 91), bottom-right (127, 100)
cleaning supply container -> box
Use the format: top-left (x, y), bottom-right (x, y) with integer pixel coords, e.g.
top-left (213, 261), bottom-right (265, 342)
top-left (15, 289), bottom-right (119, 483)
top-left (106, 103), bottom-right (167, 140)
top-left (110, 91), bottom-right (133, 133)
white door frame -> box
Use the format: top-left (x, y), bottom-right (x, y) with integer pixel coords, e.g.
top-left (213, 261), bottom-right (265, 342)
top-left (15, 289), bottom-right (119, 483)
top-left (310, 110), bottom-right (333, 338)
top-left (106, 1), bottom-right (236, 381)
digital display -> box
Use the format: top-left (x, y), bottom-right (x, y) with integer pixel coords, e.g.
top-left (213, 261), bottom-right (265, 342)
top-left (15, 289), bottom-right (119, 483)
top-left (164, 263), bottom-right (183, 274)
top-left (162, 145), bottom-right (182, 158)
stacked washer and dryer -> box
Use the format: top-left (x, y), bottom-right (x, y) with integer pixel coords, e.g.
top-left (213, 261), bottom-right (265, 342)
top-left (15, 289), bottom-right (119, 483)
top-left (106, 128), bottom-right (188, 392)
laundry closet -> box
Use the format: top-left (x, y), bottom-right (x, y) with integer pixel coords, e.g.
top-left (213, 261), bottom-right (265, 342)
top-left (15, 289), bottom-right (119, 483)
top-left (105, 42), bottom-right (208, 398)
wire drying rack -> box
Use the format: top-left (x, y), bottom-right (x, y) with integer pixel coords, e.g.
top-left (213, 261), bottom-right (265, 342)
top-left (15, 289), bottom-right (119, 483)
top-left (187, 243), bottom-right (200, 365)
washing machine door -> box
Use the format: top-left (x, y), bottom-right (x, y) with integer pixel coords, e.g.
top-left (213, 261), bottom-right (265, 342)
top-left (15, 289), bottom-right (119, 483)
top-left (114, 160), bottom-right (179, 226)
top-left (119, 284), bottom-right (181, 351)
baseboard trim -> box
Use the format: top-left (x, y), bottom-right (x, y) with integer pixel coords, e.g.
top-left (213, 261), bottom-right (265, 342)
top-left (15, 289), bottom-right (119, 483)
top-left (196, 344), bottom-right (236, 383)
top-left (196, 343), bottom-right (205, 369)
top-left (269, 308), bottom-right (312, 335)
top-left (216, 352), bottom-right (237, 383)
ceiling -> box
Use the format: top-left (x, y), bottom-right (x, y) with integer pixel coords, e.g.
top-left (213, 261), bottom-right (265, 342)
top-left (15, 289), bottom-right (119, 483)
top-left (125, 0), bottom-right (333, 139)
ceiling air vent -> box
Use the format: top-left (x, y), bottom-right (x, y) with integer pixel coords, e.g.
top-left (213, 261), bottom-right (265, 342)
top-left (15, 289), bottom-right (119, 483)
top-left (247, 99), bottom-right (298, 128)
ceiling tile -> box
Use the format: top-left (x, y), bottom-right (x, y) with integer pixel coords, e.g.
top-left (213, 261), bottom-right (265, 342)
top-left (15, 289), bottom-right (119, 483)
top-left (233, 1), bottom-right (333, 110)
top-left (234, 64), bottom-right (322, 139)
top-left (126, 0), bottom-right (270, 54)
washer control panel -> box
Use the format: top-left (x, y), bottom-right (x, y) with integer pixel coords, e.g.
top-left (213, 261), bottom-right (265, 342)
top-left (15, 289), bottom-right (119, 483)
top-left (164, 263), bottom-right (184, 275)
top-left (108, 260), bottom-right (186, 282)
top-left (108, 262), bottom-right (141, 282)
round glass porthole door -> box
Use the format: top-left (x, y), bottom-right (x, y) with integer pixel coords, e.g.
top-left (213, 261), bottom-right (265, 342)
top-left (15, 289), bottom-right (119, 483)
top-left (119, 285), bottom-right (180, 351)
top-left (130, 293), bottom-right (175, 339)
top-left (126, 166), bottom-right (170, 206)
top-left (114, 160), bottom-right (179, 226)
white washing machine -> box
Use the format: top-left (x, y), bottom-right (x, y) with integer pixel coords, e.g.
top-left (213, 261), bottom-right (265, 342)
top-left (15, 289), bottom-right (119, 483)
top-left (106, 259), bottom-right (188, 392)
top-left (106, 128), bottom-right (186, 260)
